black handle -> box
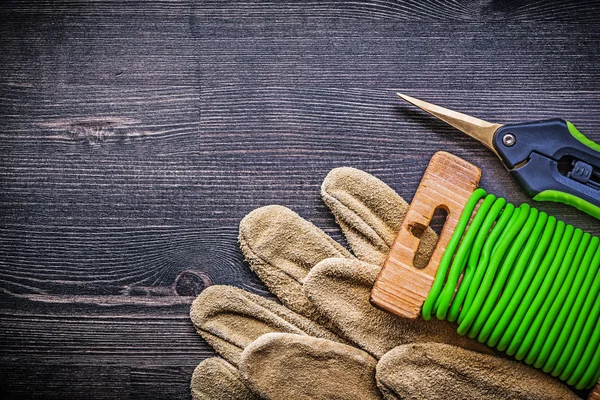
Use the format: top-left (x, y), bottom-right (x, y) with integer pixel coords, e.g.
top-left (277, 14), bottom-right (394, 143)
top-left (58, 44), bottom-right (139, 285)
top-left (493, 119), bottom-right (600, 218)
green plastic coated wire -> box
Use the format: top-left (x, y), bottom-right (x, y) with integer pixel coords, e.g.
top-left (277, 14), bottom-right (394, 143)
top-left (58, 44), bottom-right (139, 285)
top-left (423, 189), bottom-right (600, 391)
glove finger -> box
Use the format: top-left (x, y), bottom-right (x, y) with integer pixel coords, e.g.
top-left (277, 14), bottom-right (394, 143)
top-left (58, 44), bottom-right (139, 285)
top-left (191, 358), bottom-right (259, 400)
top-left (321, 167), bottom-right (437, 268)
top-left (239, 204), bottom-right (353, 325)
top-left (190, 285), bottom-right (342, 366)
top-left (376, 343), bottom-right (580, 400)
top-left (239, 332), bottom-right (382, 400)
top-left (303, 258), bottom-right (493, 359)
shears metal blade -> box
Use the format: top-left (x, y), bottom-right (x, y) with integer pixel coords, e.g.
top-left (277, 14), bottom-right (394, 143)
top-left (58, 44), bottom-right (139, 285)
top-left (397, 93), bottom-right (503, 158)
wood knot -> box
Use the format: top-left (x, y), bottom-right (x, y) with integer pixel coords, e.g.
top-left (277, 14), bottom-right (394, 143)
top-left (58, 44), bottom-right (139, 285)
top-left (174, 270), bottom-right (212, 296)
top-left (40, 117), bottom-right (138, 143)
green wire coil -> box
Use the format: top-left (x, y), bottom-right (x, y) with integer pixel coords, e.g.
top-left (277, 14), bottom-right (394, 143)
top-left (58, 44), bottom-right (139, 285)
top-left (422, 188), bottom-right (600, 390)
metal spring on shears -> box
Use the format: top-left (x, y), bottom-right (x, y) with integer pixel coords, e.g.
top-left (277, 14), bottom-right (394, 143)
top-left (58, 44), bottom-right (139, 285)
top-left (422, 188), bottom-right (600, 390)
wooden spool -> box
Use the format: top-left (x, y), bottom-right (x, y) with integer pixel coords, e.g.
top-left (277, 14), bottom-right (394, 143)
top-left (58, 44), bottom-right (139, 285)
top-left (370, 151), bottom-right (600, 399)
top-left (371, 151), bottom-right (481, 318)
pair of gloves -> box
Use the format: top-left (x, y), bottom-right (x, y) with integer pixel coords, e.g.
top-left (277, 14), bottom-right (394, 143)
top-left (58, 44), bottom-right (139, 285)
top-left (189, 167), bottom-right (580, 399)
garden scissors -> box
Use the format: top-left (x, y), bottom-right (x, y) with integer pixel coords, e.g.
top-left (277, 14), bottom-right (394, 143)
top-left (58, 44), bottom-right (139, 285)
top-left (397, 93), bottom-right (600, 220)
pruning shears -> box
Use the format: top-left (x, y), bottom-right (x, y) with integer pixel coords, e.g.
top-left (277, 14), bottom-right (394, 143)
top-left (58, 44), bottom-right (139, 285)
top-left (397, 93), bottom-right (600, 220)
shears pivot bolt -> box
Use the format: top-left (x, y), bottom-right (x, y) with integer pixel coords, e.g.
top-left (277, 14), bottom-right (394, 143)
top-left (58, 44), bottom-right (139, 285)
top-left (502, 133), bottom-right (516, 147)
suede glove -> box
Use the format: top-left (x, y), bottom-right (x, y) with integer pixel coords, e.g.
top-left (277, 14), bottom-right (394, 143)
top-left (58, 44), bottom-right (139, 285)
top-left (190, 285), bottom-right (380, 400)
top-left (190, 167), bottom-right (578, 400)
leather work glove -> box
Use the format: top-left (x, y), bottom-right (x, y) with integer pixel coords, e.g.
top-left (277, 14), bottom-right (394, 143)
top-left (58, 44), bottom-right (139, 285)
top-left (189, 167), bottom-right (579, 400)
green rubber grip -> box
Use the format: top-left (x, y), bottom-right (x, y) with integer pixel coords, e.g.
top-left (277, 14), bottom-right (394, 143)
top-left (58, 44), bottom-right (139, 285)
top-left (567, 121), bottom-right (600, 153)
top-left (533, 190), bottom-right (600, 220)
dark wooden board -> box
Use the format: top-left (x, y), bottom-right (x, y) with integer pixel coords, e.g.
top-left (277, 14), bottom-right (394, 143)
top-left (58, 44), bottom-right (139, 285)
top-left (1, 1), bottom-right (599, 398)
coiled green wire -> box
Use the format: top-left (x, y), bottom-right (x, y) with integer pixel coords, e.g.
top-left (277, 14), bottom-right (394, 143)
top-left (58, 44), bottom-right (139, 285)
top-left (422, 188), bottom-right (600, 390)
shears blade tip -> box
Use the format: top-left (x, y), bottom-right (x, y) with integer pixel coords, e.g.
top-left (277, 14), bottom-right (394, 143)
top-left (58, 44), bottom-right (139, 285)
top-left (396, 92), bottom-right (416, 102)
top-left (395, 93), bottom-right (503, 157)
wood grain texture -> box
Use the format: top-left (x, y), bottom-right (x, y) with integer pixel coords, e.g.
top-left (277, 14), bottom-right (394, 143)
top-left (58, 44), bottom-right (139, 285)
top-left (1, 1), bottom-right (599, 398)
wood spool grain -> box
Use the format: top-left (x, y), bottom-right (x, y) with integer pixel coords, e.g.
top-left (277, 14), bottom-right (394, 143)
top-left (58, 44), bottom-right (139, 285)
top-left (370, 151), bottom-right (481, 318)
